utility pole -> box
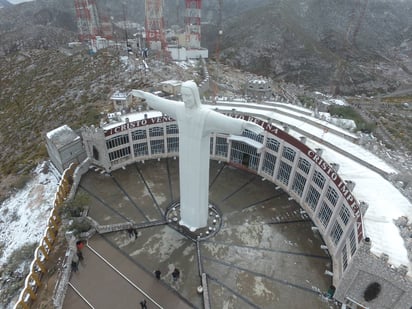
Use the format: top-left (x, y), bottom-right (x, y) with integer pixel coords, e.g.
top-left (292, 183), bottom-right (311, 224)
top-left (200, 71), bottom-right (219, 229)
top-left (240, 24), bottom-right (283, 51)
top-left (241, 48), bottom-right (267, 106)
top-left (122, 2), bottom-right (128, 50)
top-left (217, 0), bottom-right (223, 34)
top-left (176, 0), bottom-right (180, 26)
top-left (214, 0), bottom-right (223, 101)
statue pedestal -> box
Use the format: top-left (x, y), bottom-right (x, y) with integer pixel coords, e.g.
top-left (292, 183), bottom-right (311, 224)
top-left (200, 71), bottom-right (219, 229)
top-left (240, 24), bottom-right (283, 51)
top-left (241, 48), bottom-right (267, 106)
top-left (165, 201), bottom-right (222, 241)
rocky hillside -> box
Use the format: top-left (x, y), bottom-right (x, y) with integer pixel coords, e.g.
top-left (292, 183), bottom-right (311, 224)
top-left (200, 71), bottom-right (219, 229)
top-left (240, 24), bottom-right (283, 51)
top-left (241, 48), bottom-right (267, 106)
top-left (2, 0), bottom-right (411, 95)
top-left (0, 49), bottom-right (117, 191)
top-left (0, 0), bottom-right (76, 55)
top-left (216, 0), bottom-right (412, 95)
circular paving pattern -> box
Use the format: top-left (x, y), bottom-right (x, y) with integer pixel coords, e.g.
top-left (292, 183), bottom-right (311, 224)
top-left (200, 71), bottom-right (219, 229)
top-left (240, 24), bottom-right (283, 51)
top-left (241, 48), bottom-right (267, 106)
top-left (70, 159), bottom-right (337, 309)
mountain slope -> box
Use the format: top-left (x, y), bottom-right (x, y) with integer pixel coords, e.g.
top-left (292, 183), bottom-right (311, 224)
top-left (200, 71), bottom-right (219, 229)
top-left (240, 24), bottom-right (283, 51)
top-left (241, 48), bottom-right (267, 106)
top-left (0, 0), bottom-right (76, 56)
top-left (0, 0), bottom-right (13, 9)
top-left (217, 1), bottom-right (412, 95)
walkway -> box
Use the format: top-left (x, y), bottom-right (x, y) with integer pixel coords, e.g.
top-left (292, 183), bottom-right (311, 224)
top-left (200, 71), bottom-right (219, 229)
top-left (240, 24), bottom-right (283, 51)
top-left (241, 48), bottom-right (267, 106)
top-left (64, 236), bottom-right (193, 309)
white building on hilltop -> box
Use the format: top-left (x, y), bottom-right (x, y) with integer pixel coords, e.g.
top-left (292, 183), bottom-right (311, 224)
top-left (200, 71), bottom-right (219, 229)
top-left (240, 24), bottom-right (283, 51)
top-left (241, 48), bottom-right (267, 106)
top-left (47, 95), bottom-right (412, 308)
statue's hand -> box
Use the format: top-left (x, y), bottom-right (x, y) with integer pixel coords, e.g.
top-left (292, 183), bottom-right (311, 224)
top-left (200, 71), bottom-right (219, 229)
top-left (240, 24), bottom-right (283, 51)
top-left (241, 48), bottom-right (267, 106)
top-left (243, 122), bottom-right (264, 135)
top-left (133, 90), bottom-right (146, 100)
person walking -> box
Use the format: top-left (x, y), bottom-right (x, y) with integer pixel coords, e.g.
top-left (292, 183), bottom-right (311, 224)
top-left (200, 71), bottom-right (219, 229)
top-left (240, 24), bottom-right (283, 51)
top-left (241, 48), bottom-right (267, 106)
top-left (77, 250), bottom-right (84, 261)
top-left (71, 254), bottom-right (79, 272)
top-left (154, 270), bottom-right (161, 279)
top-left (172, 268), bottom-right (180, 281)
top-left (71, 260), bottom-right (78, 272)
top-left (140, 299), bottom-right (147, 309)
top-left (127, 228), bottom-right (133, 238)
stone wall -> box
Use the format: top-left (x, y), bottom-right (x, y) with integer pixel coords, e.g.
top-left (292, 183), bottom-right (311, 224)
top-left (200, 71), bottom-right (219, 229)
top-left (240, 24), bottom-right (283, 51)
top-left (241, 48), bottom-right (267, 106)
top-left (334, 238), bottom-right (412, 308)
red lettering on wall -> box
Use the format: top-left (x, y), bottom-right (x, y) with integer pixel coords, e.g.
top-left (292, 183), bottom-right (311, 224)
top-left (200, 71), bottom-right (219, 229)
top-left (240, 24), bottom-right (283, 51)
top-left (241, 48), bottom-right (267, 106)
top-left (104, 116), bottom-right (175, 137)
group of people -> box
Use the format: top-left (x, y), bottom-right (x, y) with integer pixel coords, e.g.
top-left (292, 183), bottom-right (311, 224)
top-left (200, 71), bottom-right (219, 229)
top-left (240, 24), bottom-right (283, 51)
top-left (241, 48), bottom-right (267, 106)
top-left (153, 268), bottom-right (180, 281)
top-left (138, 268), bottom-right (180, 308)
top-left (172, 268), bottom-right (180, 281)
top-left (127, 228), bottom-right (139, 240)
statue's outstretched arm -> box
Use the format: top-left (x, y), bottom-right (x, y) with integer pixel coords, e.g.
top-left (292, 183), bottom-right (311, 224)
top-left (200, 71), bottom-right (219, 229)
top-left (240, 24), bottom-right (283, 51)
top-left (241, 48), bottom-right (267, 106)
top-left (205, 110), bottom-right (264, 135)
top-left (131, 90), bottom-right (181, 118)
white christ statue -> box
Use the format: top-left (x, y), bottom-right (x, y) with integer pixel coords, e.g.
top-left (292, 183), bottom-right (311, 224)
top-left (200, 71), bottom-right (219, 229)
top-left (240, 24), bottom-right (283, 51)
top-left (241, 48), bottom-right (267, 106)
top-left (132, 81), bottom-right (263, 231)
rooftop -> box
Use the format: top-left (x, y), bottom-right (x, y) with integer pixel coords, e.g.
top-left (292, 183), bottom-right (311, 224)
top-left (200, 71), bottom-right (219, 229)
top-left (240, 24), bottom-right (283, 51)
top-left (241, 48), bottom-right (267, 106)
top-left (110, 91), bottom-right (128, 101)
top-left (46, 125), bottom-right (80, 150)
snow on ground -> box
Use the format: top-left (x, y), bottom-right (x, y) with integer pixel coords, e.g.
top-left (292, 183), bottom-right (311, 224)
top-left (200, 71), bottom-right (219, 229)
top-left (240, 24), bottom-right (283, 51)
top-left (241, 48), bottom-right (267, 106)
top-left (0, 162), bottom-right (59, 266)
top-left (318, 112), bottom-right (357, 131)
top-left (321, 98), bottom-right (348, 106)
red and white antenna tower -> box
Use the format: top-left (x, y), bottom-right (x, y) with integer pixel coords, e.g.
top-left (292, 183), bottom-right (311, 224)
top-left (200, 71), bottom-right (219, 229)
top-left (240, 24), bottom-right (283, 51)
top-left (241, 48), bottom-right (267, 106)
top-left (74, 0), bottom-right (101, 42)
top-left (185, 0), bottom-right (202, 49)
top-left (100, 16), bottom-right (113, 40)
top-left (145, 0), bottom-right (167, 50)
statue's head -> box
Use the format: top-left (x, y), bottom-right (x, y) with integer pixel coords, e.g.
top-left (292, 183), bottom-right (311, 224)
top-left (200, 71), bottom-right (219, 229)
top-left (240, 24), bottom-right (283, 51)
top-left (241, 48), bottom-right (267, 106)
top-left (181, 80), bottom-right (201, 109)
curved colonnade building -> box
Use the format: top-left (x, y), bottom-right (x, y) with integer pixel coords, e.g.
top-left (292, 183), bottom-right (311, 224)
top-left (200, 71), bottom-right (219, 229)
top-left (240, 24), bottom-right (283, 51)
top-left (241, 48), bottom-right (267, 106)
top-left (80, 98), bottom-right (412, 308)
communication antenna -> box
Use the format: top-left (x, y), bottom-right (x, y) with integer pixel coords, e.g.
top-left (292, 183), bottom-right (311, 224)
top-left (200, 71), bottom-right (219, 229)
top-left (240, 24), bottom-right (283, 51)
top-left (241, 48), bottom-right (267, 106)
top-left (214, 0), bottom-right (223, 101)
top-left (74, 0), bottom-right (101, 42)
top-left (122, 2), bottom-right (128, 47)
top-left (176, 0), bottom-right (180, 25)
top-left (145, 0), bottom-right (167, 50)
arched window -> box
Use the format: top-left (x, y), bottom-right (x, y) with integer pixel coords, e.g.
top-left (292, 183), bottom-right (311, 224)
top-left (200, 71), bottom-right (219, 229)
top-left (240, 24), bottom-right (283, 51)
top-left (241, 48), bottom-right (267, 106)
top-left (318, 202), bottom-right (333, 228)
top-left (298, 158), bottom-right (311, 174)
top-left (326, 186), bottom-right (339, 206)
top-left (312, 171), bottom-right (326, 189)
top-left (291, 172), bottom-right (306, 197)
top-left (282, 146), bottom-right (296, 162)
top-left (266, 137), bottom-right (280, 152)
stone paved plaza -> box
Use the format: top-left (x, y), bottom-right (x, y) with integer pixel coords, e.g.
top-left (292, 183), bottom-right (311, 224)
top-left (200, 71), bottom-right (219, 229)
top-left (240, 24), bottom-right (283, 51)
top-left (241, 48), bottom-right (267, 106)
top-left (64, 159), bottom-right (336, 309)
